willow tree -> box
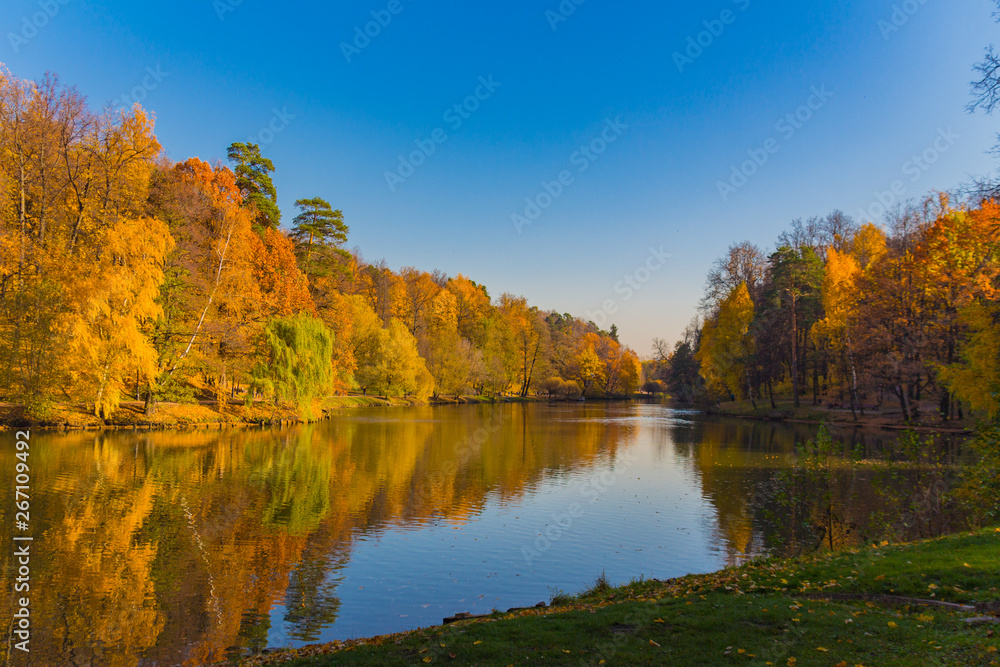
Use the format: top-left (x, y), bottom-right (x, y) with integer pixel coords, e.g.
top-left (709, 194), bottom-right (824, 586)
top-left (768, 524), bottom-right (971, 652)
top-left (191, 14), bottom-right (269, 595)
top-left (250, 313), bottom-right (333, 418)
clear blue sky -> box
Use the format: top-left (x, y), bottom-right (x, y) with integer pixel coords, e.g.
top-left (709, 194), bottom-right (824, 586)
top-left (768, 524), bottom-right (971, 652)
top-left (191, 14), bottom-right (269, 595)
top-left (3, 0), bottom-right (998, 353)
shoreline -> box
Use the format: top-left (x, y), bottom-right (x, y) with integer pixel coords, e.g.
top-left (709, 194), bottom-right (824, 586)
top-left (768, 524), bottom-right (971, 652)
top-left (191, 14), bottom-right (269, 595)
top-left (0, 395), bottom-right (977, 436)
top-left (0, 394), bottom-right (585, 432)
top-left (700, 398), bottom-right (977, 436)
top-left (230, 528), bottom-right (1000, 666)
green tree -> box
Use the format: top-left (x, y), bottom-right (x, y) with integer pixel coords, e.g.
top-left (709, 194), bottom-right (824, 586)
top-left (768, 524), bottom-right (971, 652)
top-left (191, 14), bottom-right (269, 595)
top-left (290, 197), bottom-right (349, 277)
top-left (249, 313), bottom-right (333, 417)
top-left (227, 142), bottom-right (281, 230)
top-left (766, 246), bottom-right (824, 408)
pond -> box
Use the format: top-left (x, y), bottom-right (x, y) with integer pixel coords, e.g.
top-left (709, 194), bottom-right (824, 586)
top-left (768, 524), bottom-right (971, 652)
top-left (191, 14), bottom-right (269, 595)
top-left (0, 402), bottom-right (966, 665)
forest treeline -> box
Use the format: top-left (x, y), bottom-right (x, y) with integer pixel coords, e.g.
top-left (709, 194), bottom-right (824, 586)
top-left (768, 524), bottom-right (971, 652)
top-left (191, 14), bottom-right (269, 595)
top-left (0, 70), bottom-right (640, 418)
top-left (647, 200), bottom-right (1000, 421)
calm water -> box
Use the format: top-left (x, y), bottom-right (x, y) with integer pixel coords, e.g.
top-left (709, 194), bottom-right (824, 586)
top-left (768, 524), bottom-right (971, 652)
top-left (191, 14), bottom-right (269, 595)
top-left (0, 403), bottom-right (953, 665)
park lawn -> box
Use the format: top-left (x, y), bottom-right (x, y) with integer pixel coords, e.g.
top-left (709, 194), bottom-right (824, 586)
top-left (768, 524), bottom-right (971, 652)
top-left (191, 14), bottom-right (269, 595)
top-left (239, 529), bottom-right (1000, 667)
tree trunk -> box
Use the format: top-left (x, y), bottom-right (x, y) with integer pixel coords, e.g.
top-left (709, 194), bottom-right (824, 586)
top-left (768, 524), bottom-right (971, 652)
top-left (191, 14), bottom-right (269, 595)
top-left (897, 382), bottom-right (912, 422)
top-left (791, 293), bottom-right (800, 408)
top-left (144, 382), bottom-right (158, 416)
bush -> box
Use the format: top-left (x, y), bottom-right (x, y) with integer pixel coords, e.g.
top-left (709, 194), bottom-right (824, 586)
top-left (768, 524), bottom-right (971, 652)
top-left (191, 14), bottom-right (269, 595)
top-left (955, 423), bottom-right (1000, 527)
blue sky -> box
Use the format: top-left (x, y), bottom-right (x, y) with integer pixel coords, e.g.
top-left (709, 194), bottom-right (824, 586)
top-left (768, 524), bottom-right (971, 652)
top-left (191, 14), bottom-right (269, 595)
top-left (3, 0), bottom-right (998, 352)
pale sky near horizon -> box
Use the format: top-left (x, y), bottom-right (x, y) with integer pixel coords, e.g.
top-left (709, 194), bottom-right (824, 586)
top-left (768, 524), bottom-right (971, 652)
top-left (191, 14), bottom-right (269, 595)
top-left (3, 0), bottom-right (999, 353)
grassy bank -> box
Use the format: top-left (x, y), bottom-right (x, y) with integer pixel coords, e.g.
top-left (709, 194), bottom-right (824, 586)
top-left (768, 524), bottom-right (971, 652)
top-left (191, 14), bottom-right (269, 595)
top-left (0, 394), bottom-right (555, 431)
top-left (705, 397), bottom-right (976, 435)
top-left (237, 529), bottom-right (1000, 666)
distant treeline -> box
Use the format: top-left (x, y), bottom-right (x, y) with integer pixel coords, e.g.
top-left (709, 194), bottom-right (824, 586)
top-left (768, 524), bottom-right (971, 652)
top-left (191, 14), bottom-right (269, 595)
top-left (647, 201), bottom-right (1000, 421)
top-left (0, 69), bottom-right (640, 418)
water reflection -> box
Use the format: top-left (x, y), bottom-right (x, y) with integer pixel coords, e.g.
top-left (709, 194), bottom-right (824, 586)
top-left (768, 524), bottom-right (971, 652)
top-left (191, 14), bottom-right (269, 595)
top-left (0, 404), bottom-right (964, 665)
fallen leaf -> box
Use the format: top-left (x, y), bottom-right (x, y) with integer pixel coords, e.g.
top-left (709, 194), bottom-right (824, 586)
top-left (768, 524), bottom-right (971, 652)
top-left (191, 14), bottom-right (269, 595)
top-left (888, 621), bottom-right (898, 628)
top-left (816, 647), bottom-right (829, 652)
top-left (423, 658), bottom-right (433, 664)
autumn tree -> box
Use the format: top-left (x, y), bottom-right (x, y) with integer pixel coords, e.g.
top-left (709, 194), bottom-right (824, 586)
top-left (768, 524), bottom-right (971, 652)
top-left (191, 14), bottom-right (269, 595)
top-left (498, 294), bottom-right (550, 396)
top-left (811, 247), bottom-right (864, 416)
top-left (696, 283), bottom-right (755, 403)
top-left (250, 227), bottom-right (315, 319)
top-left (0, 70), bottom-right (166, 415)
top-left (423, 288), bottom-right (473, 396)
top-left (941, 302), bottom-right (1000, 418)
top-left (702, 241), bottom-right (767, 310)
top-left (573, 334), bottom-right (607, 397)
top-left (145, 158), bottom-right (259, 412)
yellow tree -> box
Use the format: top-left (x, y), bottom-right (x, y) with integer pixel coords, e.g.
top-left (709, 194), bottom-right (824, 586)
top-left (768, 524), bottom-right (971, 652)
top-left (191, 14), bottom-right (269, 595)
top-left (56, 106), bottom-right (167, 417)
top-left (574, 334), bottom-right (607, 396)
top-left (425, 289), bottom-right (474, 396)
top-left (64, 215), bottom-right (174, 417)
top-left (447, 274), bottom-right (491, 345)
top-left (931, 200), bottom-right (1000, 418)
top-left (812, 247), bottom-right (863, 416)
top-left (696, 283), bottom-right (754, 401)
top-left (498, 294), bottom-right (548, 396)
top-left (619, 348), bottom-right (642, 396)
top-left (347, 294), bottom-right (385, 395)
top-left (940, 301), bottom-right (1000, 417)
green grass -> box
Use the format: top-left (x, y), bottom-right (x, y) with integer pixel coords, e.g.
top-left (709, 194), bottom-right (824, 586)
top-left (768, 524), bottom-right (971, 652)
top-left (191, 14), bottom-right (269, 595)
top-left (238, 529), bottom-right (1000, 667)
